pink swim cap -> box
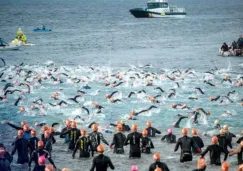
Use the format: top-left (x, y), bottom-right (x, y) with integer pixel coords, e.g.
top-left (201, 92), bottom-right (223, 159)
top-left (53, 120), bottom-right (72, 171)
top-left (38, 156), bottom-right (46, 165)
top-left (131, 165), bottom-right (138, 171)
top-left (168, 128), bottom-right (173, 134)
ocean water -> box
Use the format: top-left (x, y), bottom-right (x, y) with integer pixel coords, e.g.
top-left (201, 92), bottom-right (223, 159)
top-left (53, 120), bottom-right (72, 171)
top-left (0, 0), bottom-right (243, 170)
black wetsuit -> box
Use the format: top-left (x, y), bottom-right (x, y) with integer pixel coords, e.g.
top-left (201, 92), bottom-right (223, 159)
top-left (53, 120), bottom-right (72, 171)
top-left (110, 132), bottom-right (126, 154)
top-left (225, 131), bottom-right (236, 144)
top-left (62, 128), bottom-right (81, 150)
top-left (90, 154), bottom-right (115, 171)
top-left (141, 136), bottom-right (154, 154)
top-left (146, 127), bottom-right (161, 137)
top-left (192, 168), bottom-right (206, 171)
top-left (28, 137), bottom-right (39, 157)
top-left (214, 124), bottom-right (221, 129)
top-left (237, 137), bottom-right (243, 144)
top-left (88, 131), bottom-right (109, 156)
top-left (29, 148), bottom-right (56, 169)
top-left (174, 116), bottom-right (187, 128)
top-left (221, 44), bottom-right (229, 52)
top-left (217, 135), bottom-right (232, 153)
top-left (11, 137), bottom-right (29, 164)
top-left (60, 126), bottom-right (70, 143)
top-left (0, 158), bottom-right (11, 171)
top-left (191, 136), bottom-right (204, 154)
top-left (122, 124), bottom-right (130, 131)
top-left (32, 165), bottom-right (45, 171)
top-left (148, 161), bottom-right (170, 171)
top-left (174, 135), bottom-right (197, 162)
top-left (161, 134), bottom-right (176, 143)
top-left (42, 137), bottom-right (53, 154)
top-left (201, 144), bottom-right (227, 165)
top-left (124, 132), bottom-right (142, 158)
top-left (72, 136), bottom-right (91, 158)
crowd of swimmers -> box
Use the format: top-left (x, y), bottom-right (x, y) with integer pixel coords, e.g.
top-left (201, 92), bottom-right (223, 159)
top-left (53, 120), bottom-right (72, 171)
top-left (1, 118), bottom-right (243, 171)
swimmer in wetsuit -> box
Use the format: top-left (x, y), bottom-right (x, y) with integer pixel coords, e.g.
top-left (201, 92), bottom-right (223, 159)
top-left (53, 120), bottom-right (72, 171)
top-left (145, 121), bottom-right (161, 137)
top-left (201, 136), bottom-right (227, 165)
top-left (72, 129), bottom-right (91, 158)
top-left (148, 152), bottom-right (170, 171)
top-left (90, 145), bottom-right (115, 171)
top-left (174, 128), bottom-right (201, 162)
top-left (11, 130), bottom-right (29, 164)
top-left (124, 124), bottom-right (142, 158)
top-left (141, 129), bottom-right (154, 154)
top-left (110, 124), bottom-right (126, 154)
top-left (161, 128), bottom-right (176, 143)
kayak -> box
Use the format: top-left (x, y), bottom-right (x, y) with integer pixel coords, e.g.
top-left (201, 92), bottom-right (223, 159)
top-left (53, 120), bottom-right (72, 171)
top-left (11, 39), bottom-right (35, 46)
top-left (33, 28), bottom-right (51, 32)
top-left (0, 44), bottom-right (21, 51)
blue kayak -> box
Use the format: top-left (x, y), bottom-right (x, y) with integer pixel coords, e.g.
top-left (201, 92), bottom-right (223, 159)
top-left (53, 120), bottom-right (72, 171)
top-left (33, 28), bottom-right (52, 32)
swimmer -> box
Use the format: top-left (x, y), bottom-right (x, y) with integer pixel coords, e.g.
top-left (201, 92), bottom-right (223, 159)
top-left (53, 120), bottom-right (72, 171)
top-left (146, 121), bottom-right (161, 137)
top-left (229, 140), bottom-right (243, 165)
top-left (110, 124), bottom-right (126, 154)
top-left (148, 152), bottom-right (170, 171)
top-left (191, 128), bottom-right (204, 154)
top-left (124, 124), bottom-right (142, 158)
top-left (161, 128), bottom-right (176, 143)
top-left (131, 106), bottom-right (158, 116)
top-left (141, 129), bottom-right (154, 154)
top-left (174, 128), bottom-right (201, 162)
top-left (90, 145), bottom-right (115, 171)
top-left (67, 95), bottom-right (82, 103)
top-left (195, 87), bottom-right (205, 94)
top-left (201, 136), bottom-right (227, 165)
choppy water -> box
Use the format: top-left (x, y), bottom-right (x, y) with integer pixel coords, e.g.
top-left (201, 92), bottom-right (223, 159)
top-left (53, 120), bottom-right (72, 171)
top-left (0, 0), bottom-right (243, 170)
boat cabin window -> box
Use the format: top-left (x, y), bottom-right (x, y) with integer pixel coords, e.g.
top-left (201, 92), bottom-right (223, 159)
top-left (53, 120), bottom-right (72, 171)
top-left (147, 3), bottom-right (168, 9)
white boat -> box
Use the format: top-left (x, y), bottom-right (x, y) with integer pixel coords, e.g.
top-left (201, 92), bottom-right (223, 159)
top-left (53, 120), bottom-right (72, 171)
top-left (219, 48), bottom-right (243, 57)
top-left (129, 0), bottom-right (186, 18)
top-left (0, 44), bottom-right (21, 51)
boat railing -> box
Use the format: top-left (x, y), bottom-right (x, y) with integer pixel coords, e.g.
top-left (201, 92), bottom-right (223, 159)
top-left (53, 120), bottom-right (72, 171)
top-left (169, 5), bottom-right (185, 12)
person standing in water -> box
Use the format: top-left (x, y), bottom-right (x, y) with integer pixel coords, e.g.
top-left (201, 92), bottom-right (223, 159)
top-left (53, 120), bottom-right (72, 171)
top-left (88, 123), bottom-right (109, 157)
top-left (229, 140), bottom-right (243, 165)
top-left (90, 144), bottom-right (115, 171)
top-left (141, 129), bottom-right (154, 154)
top-left (174, 128), bottom-right (200, 162)
top-left (124, 124), bottom-right (142, 158)
top-left (110, 124), bottom-right (126, 154)
top-left (191, 128), bottom-right (204, 154)
top-left (201, 136), bottom-right (228, 165)
top-left (161, 128), bottom-right (176, 143)
top-left (145, 121), bottom-right (161, 137)
top-left (72, 129), bottom-right (91, 158)
top-left (11, 130), bottom-right (29, 164)
top-left (148, 152), bottom-right (170, 171)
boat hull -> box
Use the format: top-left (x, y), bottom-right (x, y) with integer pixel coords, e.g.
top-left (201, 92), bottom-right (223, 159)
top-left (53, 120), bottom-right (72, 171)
top-left (129, 8), bottom-right (186, 18)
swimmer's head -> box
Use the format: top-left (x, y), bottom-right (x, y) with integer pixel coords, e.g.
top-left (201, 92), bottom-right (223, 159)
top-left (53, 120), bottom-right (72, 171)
top-left (130, 165), bottom-right (138, 171)
top-left (153, 152), bottom-right (160, 161)
top-left (23, 124), bottom-right (29, 131)
top-left (182, 128), bottom-right (188, 135)
top-left (220, 129), bottom-right (225, 136)
top-left (117, 124), bottom-right (123, 132)
top-left (212, 136), bottom-right (218, 144)
top-left (45, 165), bottom-right (54, 171)
top-left (223, 125), bottom-right (228, 131)
top-left (132, 124), bottom-right (137, 132)
top-left (42, 125), bottom-right (49, 133)
top-left (214, 120), bottom-right (219, 125)
top-left (19, 106), bottom-right (25, 112)
top-left (92, 123), bottom-right (99, 131)
top-left (65, 119), bottom-right (71, 127)
top-left (38, 156), bottom-right (46, 165)
top-left (81, 129), bottom-right (86, 136)
top-left (221, 161), bottom-right (229, 171)
top-left (197, 157), bottom-right (207, 169)
top-left (168, 128), bottom-right (173, 134)
top-left (146, 121), bottom-right (152, 127)
top-left (71, 120), bottom-right (77, 128)
top-left (21, 120), bottom-right (27, 127)
top-left (142, 129), bottom-right (148, 136)
top-left (44, 130), bottom-right (51, 138)
top-left (17, 130), bottom-right (24, 138)
top-left (97, 144), bottom-right (104, 153)
top-left (31, 129), bottom-right (36, 137)
top-left (191, 128), bottom-right (197, 136)
top-left (38, 140), bottom-right (44, 149)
